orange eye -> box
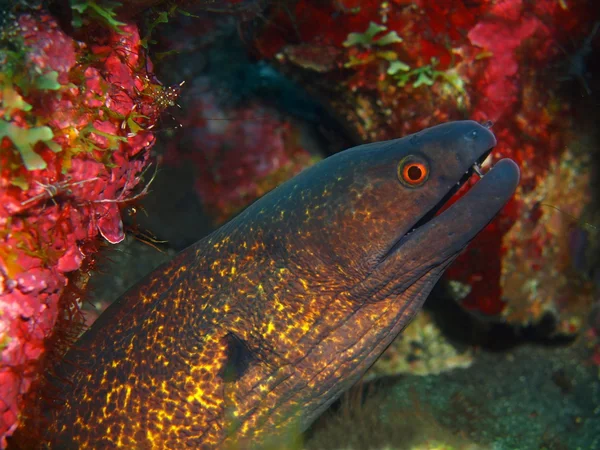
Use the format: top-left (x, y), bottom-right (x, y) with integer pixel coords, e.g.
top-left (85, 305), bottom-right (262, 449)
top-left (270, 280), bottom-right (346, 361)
top-left (398, 156), bottom-right (429, 187)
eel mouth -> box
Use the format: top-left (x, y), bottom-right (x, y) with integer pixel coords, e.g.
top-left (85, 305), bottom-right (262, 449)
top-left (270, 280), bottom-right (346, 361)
top-left (388, 147), bottom-right (494, 254)
top-left (411, 148), bottom-right (493, 232)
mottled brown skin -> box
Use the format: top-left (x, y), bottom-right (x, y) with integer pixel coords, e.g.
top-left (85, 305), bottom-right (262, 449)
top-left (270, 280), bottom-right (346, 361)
top-left (41, 121), bottom-right (519, 449)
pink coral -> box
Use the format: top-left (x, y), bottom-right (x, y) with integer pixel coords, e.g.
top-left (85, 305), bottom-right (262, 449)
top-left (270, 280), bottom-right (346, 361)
top-left (165, 80), bottom-right (315, 223)
top-left (0, 13), bottom-right (173, 444)
top-left (468, 0), bottom-right (551, 122)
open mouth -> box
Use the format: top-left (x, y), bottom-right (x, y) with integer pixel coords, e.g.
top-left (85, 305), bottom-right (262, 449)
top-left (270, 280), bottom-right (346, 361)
top-left (388, 147), bottom-right (494, 253)
top-left (419, 147), bottom-right (493, 226)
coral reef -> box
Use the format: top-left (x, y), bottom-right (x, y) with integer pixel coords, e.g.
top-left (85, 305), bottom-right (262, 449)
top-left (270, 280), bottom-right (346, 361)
top-left (246, 0), bottom-right (599, 332)
top-left (0, 10), bottom-right (173, 443)
top-left (165, 80), bottom-right (318, 223)
top-left (0, 0), bottom-right (595, 444)
top-left (366, 311), bottom-right (473, 380)
top-left (152, 11), bottom-right (323, 225)
top-left (500, 149), bottom-right (595, 333)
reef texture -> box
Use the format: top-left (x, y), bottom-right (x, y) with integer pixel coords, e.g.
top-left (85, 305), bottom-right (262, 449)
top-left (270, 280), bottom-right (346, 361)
top-left (366, 311), bottom-right (473, 380)
top-left (0, 12), bottom-right (173, 444)
top-left (115, 0), bottom-right (271, 20)
top-left (500, 149), bottom-right (595, 333)
top-left (164, 78), bottom-right (318, 224)
top-left (246, 0), bottom-right (599, 332)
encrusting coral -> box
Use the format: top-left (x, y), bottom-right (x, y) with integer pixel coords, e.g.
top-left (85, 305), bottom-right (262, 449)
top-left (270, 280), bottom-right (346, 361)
top-left (0, 8), bottom-right (176, 443)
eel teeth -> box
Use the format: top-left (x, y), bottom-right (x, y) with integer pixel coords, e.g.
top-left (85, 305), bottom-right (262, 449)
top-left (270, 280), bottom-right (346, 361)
top-left (472, 162), bottom-right (484, 178)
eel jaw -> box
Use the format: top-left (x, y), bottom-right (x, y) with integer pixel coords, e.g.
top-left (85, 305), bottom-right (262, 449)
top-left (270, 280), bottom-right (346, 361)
top-left (399, 156), bottom-right (519, 264)
top-left (360, 156), bottom-right (519, 303)
top-left (389, 147), bottom-right (495, 254)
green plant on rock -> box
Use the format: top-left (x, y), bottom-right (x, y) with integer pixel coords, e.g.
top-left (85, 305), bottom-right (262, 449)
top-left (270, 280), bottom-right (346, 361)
top-left (0, 18), bottom-right (69, 171)
top-left (0, 120), bottom-right (56, 170)
top-left (343, 22), bottom-right (403, 48)
top-left (70, 0), bottom-right (126, 32)
top-left (342, 22), bottom-right (404, 69)
top-left (74, 124), bottom-right (127, 157)
top-left (387, 57), bottom-right (467, 98)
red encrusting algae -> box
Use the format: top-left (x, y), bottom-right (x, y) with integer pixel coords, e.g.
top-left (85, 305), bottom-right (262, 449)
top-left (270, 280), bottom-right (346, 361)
top-left (0, 13), bottom-right (175, 444)
top-left (164, 82), bottom-right (317, 223)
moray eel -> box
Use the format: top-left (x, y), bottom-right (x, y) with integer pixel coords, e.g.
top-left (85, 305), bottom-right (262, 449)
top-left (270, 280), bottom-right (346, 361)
top-left (39, 121), bottom-right (518, 449)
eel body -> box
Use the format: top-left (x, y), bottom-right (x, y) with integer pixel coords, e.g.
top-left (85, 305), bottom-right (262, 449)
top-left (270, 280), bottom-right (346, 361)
top-left (39, 121), bottom-right (519, 449)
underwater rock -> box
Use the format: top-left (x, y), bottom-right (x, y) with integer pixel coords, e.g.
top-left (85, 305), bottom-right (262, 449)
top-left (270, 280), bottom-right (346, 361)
top-left (500, 149), bottom-right (595, 334)
top-left (366, 311), bottom-right (473, 379)
top-left (164, 79), bottom-right (318, 224)
top-left (0, 9), bottom-right (173, 443)
top-left (306, 337), bottom-right (599, 450)
top-left (151, 11), bottom-right (325, 225)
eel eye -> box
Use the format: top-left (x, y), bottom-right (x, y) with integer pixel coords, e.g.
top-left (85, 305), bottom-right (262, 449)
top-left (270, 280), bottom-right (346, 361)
top-left (398, 156), bottom-right (429, 187)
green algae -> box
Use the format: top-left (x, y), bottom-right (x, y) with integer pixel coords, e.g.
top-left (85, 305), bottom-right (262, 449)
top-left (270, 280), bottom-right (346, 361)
top-left (34, 70), bottom-right (61, 91)
top-left (0, 120), bottom-right (55, 170)
top-left (71, 0), bottom-right (126, 32)
top-left (1, 84), bottom-right (32, 118)
top-left (343, 22), bottom-right (403, 48)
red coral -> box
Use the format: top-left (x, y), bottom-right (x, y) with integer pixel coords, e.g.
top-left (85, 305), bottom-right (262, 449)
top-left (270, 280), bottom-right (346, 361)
top-left (0, 14), bottom-right (172, 444)
top-left (445, 0), bottom-right (594, 321)
top-left (165, 81), bottom-right (315, 223)
top-left (468, 1), bottom-right (551, 122)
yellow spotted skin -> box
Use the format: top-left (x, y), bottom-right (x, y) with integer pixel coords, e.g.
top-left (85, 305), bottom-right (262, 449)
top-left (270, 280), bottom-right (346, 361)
top-left (38, 121), bottom-right (518, 449)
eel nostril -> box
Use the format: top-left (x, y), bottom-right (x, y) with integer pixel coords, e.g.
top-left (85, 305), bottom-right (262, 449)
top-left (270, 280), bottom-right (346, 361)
top-left (467, 129), bottom-right (479, 140)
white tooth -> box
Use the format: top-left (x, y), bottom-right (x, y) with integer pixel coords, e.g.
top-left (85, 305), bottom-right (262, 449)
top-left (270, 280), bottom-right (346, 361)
top-left (482, 153), bottom-right (493, 169)
top-left (473, 163), bottom-right (484, 178)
